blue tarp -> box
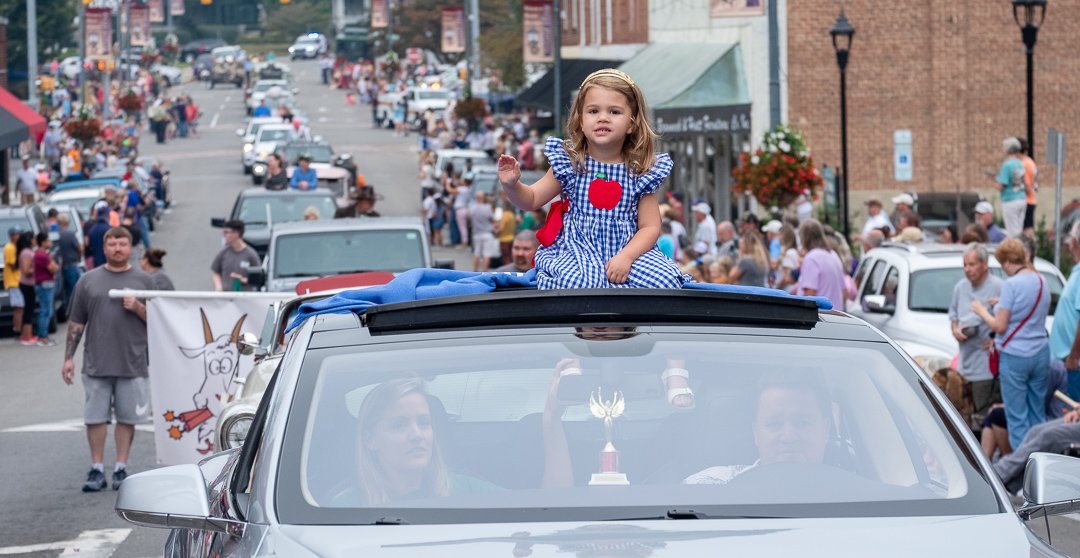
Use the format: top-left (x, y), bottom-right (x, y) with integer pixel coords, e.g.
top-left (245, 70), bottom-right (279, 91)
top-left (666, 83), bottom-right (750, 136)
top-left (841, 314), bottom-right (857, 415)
top-left (286, 267), bottom-right (833, 332)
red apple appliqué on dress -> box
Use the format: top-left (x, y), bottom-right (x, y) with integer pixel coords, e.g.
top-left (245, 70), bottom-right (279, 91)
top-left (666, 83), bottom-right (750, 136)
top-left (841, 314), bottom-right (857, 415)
top-left (588, 172), bottom-right (622, 210)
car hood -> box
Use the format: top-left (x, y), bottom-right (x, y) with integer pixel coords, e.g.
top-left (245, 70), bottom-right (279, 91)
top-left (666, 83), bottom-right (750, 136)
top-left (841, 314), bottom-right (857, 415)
top-left (267, 514), bottom-right (1040, 558)
top-left (875, 310), bottom-right (1057, 361)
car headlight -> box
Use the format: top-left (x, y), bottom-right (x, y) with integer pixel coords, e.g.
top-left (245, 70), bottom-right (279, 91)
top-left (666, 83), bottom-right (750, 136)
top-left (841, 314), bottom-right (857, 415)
top-left (252, 163), bottom-right (267, 176)
top-left (288, 47), bottom-right (296, 53)
top-left (913, 355), bottom-right (953, 376)
top-left (243, 143), bottom-right (253, 152)
top-left (218, 413), bottom-right (253, 450)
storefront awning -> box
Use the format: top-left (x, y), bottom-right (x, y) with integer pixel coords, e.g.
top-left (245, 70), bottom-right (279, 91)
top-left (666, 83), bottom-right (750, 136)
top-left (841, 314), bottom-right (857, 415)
top-left (516, 58), bottom-right (622, 113)
top-left (619, 43), bottom-right (751, 137)
top-left (0, 87), bottom-right (46, 148)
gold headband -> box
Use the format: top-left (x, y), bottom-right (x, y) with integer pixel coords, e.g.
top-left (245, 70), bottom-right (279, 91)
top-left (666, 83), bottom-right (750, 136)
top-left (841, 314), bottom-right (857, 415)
top-left (581, 69), bottom-right (636, 88)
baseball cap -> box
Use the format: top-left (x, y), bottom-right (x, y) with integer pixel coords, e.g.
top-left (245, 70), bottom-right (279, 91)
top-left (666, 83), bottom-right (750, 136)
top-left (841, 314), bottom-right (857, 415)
top-left (7, 224), bottom-right (23, 236)
top-left (891, 193), bottom-right (915, 206)
top-left (974, 201), bottom-right (994, 215)
top-left (691, 202), bottom-right (711, 214)
top-left (693, 240), bottom-right (709, 254)
top-left (762, 220), bottom-right (782, 234)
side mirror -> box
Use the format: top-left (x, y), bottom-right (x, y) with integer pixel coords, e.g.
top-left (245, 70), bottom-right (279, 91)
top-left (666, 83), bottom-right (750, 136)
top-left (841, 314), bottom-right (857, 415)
top-left (237, 331), bottom-right (259, 356)
top-left (862, 294), bottom-right (895, 315)
top-left (235, 128), bottom-right (244, 137)
top-left (434, 259), bottom-right (456, 270)
top-left (210, 217), bottom-right (226, 228)
top-left (1018, 453), bottom-right (1080, 520)
top-left (115, 464), bottom-right (243, 535)
top-left (247, 268), bottom-right (266, 290)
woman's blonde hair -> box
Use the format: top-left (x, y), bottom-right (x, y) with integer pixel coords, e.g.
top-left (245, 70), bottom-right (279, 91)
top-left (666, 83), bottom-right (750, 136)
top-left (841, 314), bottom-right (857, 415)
top-left (740, 230), bottom-right (770, 269)
top-left (995, 238), bottom-right (1027, 267)
top-left (563, 69), bottom-right (657, 177)
top-left (355, 378), bottom-right (448, 505)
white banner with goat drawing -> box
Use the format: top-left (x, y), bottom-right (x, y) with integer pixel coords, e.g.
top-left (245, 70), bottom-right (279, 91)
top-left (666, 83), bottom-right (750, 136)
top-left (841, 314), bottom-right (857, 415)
top-left (146, 295), bottom-right (283, 465)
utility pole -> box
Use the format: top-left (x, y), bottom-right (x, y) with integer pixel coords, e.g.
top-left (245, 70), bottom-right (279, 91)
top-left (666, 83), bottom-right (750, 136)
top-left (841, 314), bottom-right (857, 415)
top-left (166, 0), bottom-right (173, 35)
top-left (26, 0), bottom-right (38, 106)
top-left (767, 0), bottom-right (780, 127)
top-left (79, 0), bottom-right (87, 105)
top-left (553, 0), bottom-right (561, 130)
top-left (468, 0), bottom-right (480, 96)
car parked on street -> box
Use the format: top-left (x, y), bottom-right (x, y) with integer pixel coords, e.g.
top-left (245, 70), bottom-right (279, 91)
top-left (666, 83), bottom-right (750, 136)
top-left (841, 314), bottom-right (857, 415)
top-left (433, 148), bottom-right (493, 180)
top-left (848, 242), bottom-right (1066, 374)
top-left (0, 204), bottom-right (65, 332)
top-left (211, 188), bottom-right (340, 259)
top-left (116, 284), bottom-right (1080, 556)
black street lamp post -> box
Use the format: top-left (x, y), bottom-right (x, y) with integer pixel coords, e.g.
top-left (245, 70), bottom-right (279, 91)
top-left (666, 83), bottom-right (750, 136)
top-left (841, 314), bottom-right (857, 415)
top-left (830, 11), bottom-right (855, 241)
top-left (1013, 0), bottom-right (1047, 159)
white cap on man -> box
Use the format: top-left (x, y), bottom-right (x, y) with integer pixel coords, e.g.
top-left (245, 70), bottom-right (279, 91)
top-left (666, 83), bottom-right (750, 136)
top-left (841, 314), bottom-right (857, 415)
top-left (762, 220), bottom-right (782, 234)
top-left (891, 193), bottom-right (915, 207)
top-left (691, 202), bottom-right (711, 215)
top-left (974, 201), bottom-right (994, 216)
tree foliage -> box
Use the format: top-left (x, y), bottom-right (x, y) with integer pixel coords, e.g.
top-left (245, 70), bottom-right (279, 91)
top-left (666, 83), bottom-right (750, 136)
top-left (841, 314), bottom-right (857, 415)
top-left (2, 0), bottom-right (78, 72)
top-left (262, 0), bottom-right (332, 43)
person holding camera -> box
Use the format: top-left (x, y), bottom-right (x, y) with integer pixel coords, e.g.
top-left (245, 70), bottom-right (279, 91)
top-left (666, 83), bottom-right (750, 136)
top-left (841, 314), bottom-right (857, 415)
top-left (949, 243), bottom-right (1004, 417)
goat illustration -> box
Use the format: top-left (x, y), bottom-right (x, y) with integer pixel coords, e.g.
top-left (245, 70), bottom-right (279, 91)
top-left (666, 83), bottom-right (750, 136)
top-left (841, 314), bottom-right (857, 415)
top-left (162, 308), bottom-right (247, 455)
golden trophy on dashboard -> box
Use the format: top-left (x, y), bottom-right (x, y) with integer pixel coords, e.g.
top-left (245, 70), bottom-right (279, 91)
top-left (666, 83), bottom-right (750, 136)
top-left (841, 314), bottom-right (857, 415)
top-left (588, 387), bottom-right (630, 485)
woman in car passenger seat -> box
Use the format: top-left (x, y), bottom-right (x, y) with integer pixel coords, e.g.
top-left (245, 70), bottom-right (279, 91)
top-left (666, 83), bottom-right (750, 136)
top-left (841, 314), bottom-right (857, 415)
top-left (331, 378), bottom-right (498, 505)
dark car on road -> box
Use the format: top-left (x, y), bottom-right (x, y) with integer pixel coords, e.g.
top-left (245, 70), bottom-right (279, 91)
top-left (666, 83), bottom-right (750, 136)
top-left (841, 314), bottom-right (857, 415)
top-left (210, 188), bottom-right (340, 259)
top-left (0, 204), bottom-right (66, 334)
top-left (193, 53), bottom-right (215, 81)
top-left (180, 38), bottom-right (227, 62)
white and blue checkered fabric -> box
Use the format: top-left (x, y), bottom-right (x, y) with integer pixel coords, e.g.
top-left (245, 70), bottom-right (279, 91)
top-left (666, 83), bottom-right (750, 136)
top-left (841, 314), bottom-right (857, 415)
top-left (535, 137), bottom-right (688, 289)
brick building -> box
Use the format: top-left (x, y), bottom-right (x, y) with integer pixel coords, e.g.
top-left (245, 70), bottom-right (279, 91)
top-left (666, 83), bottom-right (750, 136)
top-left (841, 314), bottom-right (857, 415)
top-left (787, 1), bottom-right (1080, 225)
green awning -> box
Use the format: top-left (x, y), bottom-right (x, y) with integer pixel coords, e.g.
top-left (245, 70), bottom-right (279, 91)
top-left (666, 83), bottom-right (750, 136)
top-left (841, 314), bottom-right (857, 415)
top-left (618, 43), bottom-right (751, 137)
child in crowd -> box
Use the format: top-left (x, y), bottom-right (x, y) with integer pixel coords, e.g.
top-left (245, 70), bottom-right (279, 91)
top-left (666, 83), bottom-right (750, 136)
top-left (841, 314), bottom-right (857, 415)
top-left (497, 69), bottom-right (686, 289)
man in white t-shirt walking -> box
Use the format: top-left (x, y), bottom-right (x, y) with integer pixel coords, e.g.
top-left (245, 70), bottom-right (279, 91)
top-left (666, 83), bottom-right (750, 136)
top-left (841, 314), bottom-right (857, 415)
top-left (861, 198), bottom-right (894, 238)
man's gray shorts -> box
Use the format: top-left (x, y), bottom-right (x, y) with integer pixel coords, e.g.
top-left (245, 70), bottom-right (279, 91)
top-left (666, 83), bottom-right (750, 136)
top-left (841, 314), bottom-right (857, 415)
top-left (83, 376), bottom-right (151, 425)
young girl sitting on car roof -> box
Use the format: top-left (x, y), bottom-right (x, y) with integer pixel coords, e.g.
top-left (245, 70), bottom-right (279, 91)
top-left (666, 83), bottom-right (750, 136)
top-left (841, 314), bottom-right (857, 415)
top-left (497, 69), bottom-right (688, 291)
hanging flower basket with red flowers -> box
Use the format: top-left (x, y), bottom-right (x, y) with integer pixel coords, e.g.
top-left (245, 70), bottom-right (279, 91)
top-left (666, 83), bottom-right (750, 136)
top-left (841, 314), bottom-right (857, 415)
top-left (732, 124), bottom-right (823, 209)
top-left (117, 89), bottom-right (143, 115)
top-left (63, 105), bottom-right (103, 145)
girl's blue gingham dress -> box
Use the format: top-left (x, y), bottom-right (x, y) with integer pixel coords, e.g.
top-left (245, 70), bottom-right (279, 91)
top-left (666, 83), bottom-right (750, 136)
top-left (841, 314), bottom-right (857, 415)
top-left (535, 137), bottom-right (688, 289)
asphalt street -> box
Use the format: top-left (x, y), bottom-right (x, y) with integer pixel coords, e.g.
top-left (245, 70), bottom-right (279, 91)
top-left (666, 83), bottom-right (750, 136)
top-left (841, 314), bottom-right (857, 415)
top-left (0, 58), bottom-right (471, 557)
top-left (1, 60), bottom-right (1079, 557)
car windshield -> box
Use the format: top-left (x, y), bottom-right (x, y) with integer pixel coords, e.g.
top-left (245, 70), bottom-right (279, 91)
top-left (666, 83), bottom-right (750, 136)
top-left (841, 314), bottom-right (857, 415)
top-left (297, 38), bottom-right (319, 45)
top-left (908, 268), bottom-right (1063, 314)
top-left (284, 146), bottom-right (333, 165)
top-left (258, 128), bottom-right (293, 143)
top-left (254, 82), bottom-right (282, 93)
top-left (0, 216), bottom-right (28, 235)
top-left (273, 229), bottom-right (425, 277)
top-left (276, 333), bottom-right (999, 525)
top-left (235, 195), bottom-right (337, 225)
top-left (416, 90), bottom-right (450, 100)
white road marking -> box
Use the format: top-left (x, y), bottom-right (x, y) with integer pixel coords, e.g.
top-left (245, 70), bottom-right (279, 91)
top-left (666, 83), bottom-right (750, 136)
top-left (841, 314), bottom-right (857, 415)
top-left (2, 418), bottom-right (153, 433)
top-left (210, 112), bottom-right (220, 128)
top-left (218, 104), bottom-right (225, 110)
top-left (225, 96), bottom-right (232, 103)
top-left (317, 116), bottom-right (328, 123)
top-left (0, 528), bottom-right (130, 556)
top-left (317, 106), bottom-right (328, 113)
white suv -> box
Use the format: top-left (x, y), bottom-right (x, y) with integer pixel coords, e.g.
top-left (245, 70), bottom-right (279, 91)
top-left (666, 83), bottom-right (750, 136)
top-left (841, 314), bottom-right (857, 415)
top-left (848, 242), bottom-right (1065, 373)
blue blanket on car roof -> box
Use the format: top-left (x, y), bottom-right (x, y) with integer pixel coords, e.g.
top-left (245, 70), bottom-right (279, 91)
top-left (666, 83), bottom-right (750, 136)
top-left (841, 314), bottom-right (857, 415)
top-left (286, 267), bottom-right (833, 332)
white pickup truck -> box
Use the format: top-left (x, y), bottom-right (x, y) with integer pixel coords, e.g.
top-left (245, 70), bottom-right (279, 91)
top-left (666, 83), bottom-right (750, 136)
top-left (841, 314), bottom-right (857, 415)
top-left (376, 87), bottom-right (455, 128)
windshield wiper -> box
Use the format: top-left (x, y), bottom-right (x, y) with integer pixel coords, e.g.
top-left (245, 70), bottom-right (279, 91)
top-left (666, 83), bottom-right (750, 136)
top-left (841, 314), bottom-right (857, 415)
top-left (606, 509), bottom-right (783, 521)
top-left (372, 516), bottom-right (409, 525)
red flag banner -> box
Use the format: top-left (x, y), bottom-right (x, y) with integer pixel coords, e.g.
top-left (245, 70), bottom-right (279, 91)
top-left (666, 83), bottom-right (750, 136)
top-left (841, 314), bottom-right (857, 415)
top-left (441, 6), bottom-right (466, 54)
top-left (131, 5), bottom-right (152, 46)
top-left (522, 0), bottom-right (555, 63)
top-left (85, 8), bottom-right (114, 62)
top-left (170, 0), bottom-right (185, 17)
top-left (709, 0), bottom-right (765, 18)
top-left (149, 0), bottom-right (164, 23)
top-left (371, 0), bottom-right (388, 29)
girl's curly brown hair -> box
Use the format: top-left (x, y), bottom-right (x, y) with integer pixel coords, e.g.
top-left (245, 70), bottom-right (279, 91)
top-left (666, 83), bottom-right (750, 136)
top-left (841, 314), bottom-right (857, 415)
top-left (561, 70), bottom-right (658, 177)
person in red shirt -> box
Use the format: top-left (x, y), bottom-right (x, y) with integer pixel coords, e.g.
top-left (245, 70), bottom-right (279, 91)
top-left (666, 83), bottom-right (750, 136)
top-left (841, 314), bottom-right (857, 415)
top-left (32, 232), bottom-right (60, 346)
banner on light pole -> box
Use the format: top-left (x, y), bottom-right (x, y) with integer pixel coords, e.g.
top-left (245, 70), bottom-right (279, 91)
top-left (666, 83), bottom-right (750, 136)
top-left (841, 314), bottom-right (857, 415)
top-left (149, 0), bottom-right (164, 23)
top-left (710, 0), bottom-right (765, 17)
top-left (441, 6), bottom-right (466, 54)
top-left (145, 295), bottom-right (283, 465)
top-left (85, 8), bottom-right (113, 62)
top-left (371, 0), bottom-right (388, 29)
top-left (522, 0), bottom-right (555, 63)
top-left (130, 5), bottom-right (152, 46)
top-left (170, 0), bottom-right (185, 17)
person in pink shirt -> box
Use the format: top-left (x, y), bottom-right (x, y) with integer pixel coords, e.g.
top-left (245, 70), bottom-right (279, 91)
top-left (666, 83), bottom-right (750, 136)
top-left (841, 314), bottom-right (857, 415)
top-left (796, 219), bottom-right (847, 311)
